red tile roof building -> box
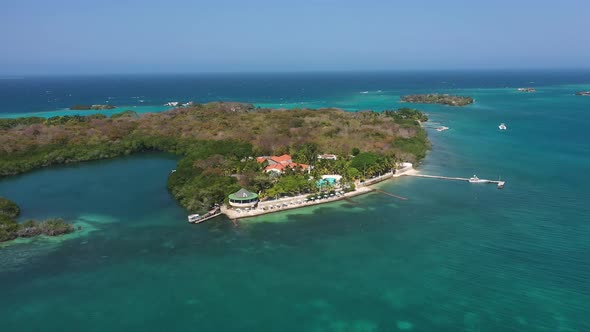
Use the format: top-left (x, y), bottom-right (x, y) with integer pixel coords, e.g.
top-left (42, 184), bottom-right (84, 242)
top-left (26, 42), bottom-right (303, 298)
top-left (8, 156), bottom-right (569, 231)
top-left (257, 154), bottom-right (311, 174)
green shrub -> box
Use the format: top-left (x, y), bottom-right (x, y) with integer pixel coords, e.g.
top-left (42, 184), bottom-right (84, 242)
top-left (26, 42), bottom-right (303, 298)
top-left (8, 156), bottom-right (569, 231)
top-left (0, 197), bottom-right (20, 218)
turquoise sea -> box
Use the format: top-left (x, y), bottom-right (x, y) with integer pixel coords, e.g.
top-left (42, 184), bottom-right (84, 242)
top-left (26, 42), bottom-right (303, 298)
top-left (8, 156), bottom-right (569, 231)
top-left (1, 72), bottom-right (589, 331)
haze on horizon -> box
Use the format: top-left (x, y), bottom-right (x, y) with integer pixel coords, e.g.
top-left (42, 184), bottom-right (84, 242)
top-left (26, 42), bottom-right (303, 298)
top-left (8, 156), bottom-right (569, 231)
top-left (1, 0), bottom-right (589, 75)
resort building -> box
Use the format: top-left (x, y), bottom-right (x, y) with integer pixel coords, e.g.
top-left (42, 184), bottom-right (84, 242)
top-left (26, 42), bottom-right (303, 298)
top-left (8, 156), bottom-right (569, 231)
top-left (317, 154), bottom-right (338, 160)
top-left (228, 188), bottom-right (259, 208)
top-left (257, 154), bottom-right (311, 174)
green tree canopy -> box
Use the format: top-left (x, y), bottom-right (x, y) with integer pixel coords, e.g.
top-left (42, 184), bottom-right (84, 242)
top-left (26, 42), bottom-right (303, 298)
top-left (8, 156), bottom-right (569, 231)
top-left (0, 197), bottom-right (20, 218)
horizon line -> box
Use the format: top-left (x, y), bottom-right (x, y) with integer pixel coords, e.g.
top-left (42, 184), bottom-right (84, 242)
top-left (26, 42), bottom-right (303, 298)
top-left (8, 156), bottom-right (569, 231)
top-left (2, 67), bottom-right (590, 78)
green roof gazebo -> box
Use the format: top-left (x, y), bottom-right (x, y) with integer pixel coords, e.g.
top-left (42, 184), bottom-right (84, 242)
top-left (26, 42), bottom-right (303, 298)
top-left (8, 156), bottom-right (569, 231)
top-left (228, 188), bottom-right (259, 208)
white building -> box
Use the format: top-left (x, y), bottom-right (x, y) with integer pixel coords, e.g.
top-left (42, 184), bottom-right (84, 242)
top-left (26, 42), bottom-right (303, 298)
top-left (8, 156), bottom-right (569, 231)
top-left (317, 154), bottom-right (338, 160)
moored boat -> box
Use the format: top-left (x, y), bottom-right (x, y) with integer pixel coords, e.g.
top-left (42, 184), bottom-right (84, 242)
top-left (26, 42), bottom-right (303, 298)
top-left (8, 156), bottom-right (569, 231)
top-left (469, 175), bottom-right (488, 183)
top-left (187, 214), bottom-right (201, 223)
top-left (188, 205), bottom-right (221, 224)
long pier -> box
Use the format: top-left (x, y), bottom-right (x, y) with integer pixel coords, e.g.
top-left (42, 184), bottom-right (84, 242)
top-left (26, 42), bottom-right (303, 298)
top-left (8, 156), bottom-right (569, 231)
top-left (374, 189), bottom-right (408, 200)
top-left (404, 174), bottom-right (505, 189)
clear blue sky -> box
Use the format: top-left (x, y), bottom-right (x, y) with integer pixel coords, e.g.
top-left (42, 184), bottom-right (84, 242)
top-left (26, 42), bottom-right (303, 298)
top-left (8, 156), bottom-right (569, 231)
top-left (1, 0), bottom-right (589, 74)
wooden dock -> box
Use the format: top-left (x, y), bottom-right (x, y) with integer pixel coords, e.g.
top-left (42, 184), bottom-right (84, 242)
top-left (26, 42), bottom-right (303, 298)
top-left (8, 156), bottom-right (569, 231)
top-left (374, 189), bottom-right (408, 200)
top-left (404, 174), bottom-right (505, 189)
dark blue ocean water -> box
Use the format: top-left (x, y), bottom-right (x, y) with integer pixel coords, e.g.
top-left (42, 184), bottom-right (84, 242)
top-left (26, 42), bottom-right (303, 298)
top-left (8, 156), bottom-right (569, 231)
top-left (1, 70), bottom-right (590, 115)
top-left (1, 71), bottom-right (590, 331)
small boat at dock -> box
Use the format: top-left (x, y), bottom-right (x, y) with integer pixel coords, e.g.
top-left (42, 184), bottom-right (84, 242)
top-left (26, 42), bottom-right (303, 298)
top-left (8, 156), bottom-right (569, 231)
top-left (188, 214), bottom-right (202, 223)
top-left (469, 175), bottom-right (488, 183)
top-left (187, 206), bottom-right (221, 224)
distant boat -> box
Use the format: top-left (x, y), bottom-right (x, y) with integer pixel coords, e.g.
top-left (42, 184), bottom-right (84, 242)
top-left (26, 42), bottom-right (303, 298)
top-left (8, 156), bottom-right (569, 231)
top-left (499, 123), bottom-right (507, 130)
top-left (436, 126), bottom-right (449, 132)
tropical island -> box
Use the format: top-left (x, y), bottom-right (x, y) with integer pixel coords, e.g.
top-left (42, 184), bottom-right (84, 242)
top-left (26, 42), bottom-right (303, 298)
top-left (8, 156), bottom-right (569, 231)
top-left (69, 104), bottom-right (116, 110)
top-left (0, 103), bottom-right (429, 220)
top-left (401, 94), bottom-right (474, 106)
top-left (0, 197), bottom-right (74, 242)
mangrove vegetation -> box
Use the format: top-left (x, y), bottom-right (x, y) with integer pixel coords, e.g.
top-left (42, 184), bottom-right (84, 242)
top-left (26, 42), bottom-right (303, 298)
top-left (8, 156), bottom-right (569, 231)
top-left (0, 103), bottom-right (430, 213)
top-left (0, 197), bottom-right (74, 243)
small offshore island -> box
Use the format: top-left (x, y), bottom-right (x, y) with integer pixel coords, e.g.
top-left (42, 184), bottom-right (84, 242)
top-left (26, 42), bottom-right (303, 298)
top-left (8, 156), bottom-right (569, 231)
top-left (0, 197), bottom-right (74, 242)
top-left (401, 94), bottom-right (474, 106)
top-left (0, 102), bottom-right (430, 225)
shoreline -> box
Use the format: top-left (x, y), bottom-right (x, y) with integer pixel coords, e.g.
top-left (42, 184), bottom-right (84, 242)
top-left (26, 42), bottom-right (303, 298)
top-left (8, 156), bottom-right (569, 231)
top-left (221, 166), bottom-right (417, 220)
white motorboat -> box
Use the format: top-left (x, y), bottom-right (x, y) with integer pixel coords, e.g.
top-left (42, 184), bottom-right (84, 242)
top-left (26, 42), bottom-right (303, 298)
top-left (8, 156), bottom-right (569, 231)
top-left (188, 205), bottom-right (221, 224)
top-left (187, 214), bottom-right (201, 223)
top-left (499, 123), bottom-right (507, 130)
top-left (469, 175), bottom-right (488, 183)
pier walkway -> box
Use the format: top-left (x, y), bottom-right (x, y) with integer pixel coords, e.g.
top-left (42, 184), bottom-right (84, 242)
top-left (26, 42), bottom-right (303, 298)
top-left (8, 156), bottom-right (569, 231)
top-left (404, 174), bottom-right (505, 188)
